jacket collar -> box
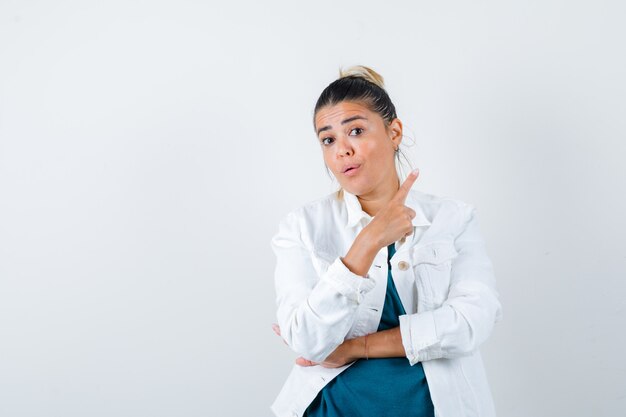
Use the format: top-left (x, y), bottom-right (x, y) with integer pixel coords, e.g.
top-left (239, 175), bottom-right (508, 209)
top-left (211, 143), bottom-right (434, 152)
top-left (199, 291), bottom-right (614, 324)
top-left (343, 188), bottom-right (431, 229)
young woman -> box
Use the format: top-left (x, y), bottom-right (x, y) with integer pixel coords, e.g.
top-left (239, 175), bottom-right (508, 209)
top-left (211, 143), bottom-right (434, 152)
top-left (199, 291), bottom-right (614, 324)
top-left (270, 65), bottom-right (502, 417)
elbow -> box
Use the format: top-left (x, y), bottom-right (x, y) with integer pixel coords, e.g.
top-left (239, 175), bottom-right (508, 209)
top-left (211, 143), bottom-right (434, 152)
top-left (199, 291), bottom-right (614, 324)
top-left (440, 300), bottom-right (501, 358)
top-left (300, 342), bottom-right (339, 363)
top-left (444, 326), bottom-right (481, 358)
top-left (277, 313), bottom-right (343, 363)
top-left (286, 332), bottom-right (341, 363)
top-left (439, 320), bottom-right (479, 358)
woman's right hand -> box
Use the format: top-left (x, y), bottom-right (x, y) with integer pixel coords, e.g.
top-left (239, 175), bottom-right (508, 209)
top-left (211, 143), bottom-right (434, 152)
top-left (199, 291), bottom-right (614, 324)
top-left (337, 169), bottom-right (421, 277)
top-left (365, 168), bottom-right (420, 250)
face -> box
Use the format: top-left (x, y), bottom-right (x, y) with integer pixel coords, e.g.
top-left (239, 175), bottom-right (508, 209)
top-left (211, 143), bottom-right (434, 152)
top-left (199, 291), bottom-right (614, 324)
top-left (314, 101), bottom-right (403, 197)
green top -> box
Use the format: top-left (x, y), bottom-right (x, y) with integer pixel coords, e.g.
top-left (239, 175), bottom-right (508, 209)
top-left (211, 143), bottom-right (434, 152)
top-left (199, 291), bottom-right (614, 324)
top-left (304, 243), bottom-right (435, 417)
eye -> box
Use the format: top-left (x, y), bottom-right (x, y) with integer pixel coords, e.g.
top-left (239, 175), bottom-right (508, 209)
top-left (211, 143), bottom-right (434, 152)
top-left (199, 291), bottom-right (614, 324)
top-left (321, 137), bottom-right (334, 146)
top-left (349, 127), bottom-right (363, 136)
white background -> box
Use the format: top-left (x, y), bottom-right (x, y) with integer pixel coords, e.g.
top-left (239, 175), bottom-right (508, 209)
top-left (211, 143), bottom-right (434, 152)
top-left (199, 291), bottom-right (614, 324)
top-left (1, 1), bottom-right (625, 416)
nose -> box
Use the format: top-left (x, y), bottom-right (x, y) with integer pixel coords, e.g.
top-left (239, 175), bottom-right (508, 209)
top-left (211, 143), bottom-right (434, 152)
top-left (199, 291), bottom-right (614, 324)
top-left (335, 138), bottom-right (354, 157)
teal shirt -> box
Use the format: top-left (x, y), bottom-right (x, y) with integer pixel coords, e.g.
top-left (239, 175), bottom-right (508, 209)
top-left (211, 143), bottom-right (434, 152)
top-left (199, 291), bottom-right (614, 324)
top-left (304, 243), bottom-right (435, 417)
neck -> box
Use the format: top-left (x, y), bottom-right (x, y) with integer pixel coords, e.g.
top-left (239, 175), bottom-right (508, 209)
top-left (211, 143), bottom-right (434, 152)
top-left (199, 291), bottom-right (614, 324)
top-left (357, 175), bottom-right (401, 217)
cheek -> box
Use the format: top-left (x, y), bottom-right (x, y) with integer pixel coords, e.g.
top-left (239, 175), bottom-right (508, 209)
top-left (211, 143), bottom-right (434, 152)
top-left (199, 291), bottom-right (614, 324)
top-left (357, 140), bottom-right (376, 154)
top-left (361, 142), bottom-right (389, 163)
top-left (322, 152), bottom-right (339, 172)
top-left (321, 151), bottom-right (331, 164)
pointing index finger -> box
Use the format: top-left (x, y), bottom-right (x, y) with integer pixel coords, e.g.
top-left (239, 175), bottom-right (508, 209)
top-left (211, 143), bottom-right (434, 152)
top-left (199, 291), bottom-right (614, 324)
top-left (393, 169), bottom-right (420, 203)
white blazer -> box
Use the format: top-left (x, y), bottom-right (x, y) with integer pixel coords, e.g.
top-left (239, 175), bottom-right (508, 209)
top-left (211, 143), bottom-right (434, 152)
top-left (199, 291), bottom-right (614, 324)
top-left (270, 187), bottom-right (503, 417)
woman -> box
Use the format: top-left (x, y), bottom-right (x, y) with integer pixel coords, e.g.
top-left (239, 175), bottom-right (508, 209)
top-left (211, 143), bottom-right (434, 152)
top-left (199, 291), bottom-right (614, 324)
top-left (270, 65), bottom-right (502, 417)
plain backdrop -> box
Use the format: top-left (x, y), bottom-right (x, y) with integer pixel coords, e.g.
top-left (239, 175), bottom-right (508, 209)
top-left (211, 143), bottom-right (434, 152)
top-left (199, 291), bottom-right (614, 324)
top-left (1, 1), bottom-right (625, 416)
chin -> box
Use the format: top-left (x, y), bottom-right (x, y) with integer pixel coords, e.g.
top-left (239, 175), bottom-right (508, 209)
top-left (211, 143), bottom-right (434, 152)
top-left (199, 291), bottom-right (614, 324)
top-left (340, 183), bottom-right (370, 197)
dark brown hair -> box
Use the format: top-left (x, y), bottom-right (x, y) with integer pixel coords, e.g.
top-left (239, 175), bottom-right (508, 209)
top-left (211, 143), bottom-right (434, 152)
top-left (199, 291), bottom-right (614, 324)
top-left (314, 65), bottom-right (413, 197)
top-left (313, 65), bottom-right (397, 129)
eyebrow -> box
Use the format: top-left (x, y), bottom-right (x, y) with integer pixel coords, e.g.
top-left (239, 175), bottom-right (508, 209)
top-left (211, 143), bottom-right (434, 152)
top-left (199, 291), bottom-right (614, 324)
top-left (316, 115), bottom-right (368, 136)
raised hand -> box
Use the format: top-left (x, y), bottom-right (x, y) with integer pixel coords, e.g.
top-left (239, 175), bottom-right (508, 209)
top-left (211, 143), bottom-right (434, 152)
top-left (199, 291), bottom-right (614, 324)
top-left (365, 168), bottom-right (420, 249)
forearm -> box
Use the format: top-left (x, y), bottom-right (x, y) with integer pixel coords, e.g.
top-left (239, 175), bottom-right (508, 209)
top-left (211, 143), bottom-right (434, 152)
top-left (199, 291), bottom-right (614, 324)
top-left (273, 216), bottom-right (381, 362)
top-left (399, 286), bottom-right (501, 364)
top-left (341, 228), bottom-right (380, 277)
top-left (349, 326), bottom-right (406, 360)
top-left (275, 241), bottom-right (379, 362)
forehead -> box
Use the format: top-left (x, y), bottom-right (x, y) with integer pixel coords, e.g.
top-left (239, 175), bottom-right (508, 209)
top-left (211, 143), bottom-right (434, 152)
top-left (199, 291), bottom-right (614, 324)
top-left (314, 101), bottom-right (373, 128)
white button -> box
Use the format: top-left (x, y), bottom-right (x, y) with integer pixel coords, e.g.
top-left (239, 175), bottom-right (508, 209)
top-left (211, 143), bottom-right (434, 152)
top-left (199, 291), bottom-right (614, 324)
top-left (398, 261), bottom-right (409, 271)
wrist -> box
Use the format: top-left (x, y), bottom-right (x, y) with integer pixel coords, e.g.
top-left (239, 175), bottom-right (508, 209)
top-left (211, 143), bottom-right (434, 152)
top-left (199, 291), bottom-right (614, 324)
top-left (350, 336), bottom-right (366, 361)
top-left (357, 227), bottom-right (382, 254)
top-left (344, 229), bottom-right (380, 277)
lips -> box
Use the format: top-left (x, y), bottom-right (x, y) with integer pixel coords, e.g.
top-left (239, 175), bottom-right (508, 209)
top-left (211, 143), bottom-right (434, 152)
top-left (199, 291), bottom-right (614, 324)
top-left (342, 164), bottom-right (361, 173)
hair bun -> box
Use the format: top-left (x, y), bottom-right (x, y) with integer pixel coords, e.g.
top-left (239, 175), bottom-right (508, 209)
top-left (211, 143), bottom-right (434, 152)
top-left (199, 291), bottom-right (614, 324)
top-left (338, 65), bottom-right (386, 90)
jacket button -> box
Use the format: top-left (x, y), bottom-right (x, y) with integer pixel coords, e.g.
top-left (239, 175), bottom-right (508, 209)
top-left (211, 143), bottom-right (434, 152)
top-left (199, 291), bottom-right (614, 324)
top-left (397, 261), bottom-right (409, 271)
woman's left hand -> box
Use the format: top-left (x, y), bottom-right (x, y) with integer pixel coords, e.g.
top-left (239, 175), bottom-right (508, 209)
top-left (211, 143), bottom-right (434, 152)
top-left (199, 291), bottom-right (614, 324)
top-left (272, 323), bottom-right (359, 368)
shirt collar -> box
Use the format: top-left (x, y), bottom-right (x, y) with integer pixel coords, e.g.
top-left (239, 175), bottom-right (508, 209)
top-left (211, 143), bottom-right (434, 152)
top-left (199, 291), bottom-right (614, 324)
top-left (342, 188), bottom-right (432, 229)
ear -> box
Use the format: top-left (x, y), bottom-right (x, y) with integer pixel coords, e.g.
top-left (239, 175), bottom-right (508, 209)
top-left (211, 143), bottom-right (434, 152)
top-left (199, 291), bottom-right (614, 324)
top-left (388, 117), bottom-right (403, 149)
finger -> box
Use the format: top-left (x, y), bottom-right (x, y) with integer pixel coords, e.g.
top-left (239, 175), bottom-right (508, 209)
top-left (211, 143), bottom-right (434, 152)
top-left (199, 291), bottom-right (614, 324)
top-left (295, 357), bottom-right (317, 367)
top-left (393, 169), bottom-right (419, 204)
top-left (407, 208), bottom-right (416, 219)
top-left (272, 323), bottom-right (281, 336)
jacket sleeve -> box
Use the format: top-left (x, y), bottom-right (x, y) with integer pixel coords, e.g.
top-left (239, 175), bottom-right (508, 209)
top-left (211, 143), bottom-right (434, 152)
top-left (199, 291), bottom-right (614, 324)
top-left (271, 210), bottom-right (376, 363)
top-left (398, 203), bottom-right (503, 365)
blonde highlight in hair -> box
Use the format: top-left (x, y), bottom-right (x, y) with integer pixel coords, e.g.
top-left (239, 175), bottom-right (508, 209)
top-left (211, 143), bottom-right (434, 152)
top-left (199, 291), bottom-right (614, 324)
top-left (338, 65), bottom-right (386, 90)
top-left (314, 65), bottom-right (413, 200)
top-left (313, 64), bottom-right (397, 128)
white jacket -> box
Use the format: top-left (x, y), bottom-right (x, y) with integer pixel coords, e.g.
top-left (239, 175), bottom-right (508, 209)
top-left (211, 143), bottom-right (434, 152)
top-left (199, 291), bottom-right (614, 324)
top-left (270, 187), bottom-right (503, 417)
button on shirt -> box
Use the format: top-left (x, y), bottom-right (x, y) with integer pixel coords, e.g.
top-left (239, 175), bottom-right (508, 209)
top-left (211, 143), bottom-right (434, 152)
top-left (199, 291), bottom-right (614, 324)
top-left (303, 242), bottom-right (435, 417)
top-left (270, 188), bottom-right (503, 417)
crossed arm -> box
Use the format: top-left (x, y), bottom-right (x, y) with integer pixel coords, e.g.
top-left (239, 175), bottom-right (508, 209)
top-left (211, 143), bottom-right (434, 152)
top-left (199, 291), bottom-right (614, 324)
top-left (272, 323), bottom-right (405, 368)
top-left (271, 204), bottom-right (502, 368)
